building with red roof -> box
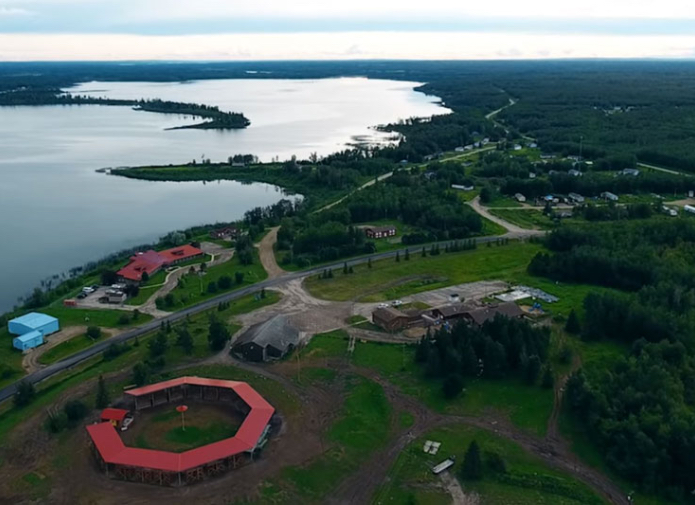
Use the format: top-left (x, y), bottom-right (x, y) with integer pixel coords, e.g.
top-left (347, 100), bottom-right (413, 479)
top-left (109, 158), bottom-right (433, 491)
top-left (117, 245), bottom-right (203, 282)
top-left (86, 377), bottom-right (275, 486)
top-left (100, 408), bottom-right (129, 428)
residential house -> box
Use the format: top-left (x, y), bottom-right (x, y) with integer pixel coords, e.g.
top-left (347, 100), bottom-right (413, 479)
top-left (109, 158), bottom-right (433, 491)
top-left (620, 168), bottom-right (640, 177)
top-left (463, 302), bottom-right (524, 327)
top-left (601, 192), bottom-right (619, 202)
top-left (210, 226), bottom-right (239, 240)
top-left (365, 226), bottom-right (397, 240)
top-left (514, 193), bottom-right (526, 203)
top-left (568, 192), bottom-right (585, 204)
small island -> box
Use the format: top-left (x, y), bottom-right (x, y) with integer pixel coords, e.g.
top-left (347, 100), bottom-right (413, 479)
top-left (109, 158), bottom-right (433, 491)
top-left (0, 87), bottom-right (250, 129)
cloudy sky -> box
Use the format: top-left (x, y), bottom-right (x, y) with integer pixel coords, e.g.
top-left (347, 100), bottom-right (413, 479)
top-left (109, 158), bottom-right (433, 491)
top-left (1, 0), bottom-right (695, 60)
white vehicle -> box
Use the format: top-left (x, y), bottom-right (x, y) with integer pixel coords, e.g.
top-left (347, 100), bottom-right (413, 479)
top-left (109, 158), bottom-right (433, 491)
top-left (391, 300), bottom-right (404, 307)
top-left (120, 417), bottom-right (134, 432)
top-left (82, 287), bottom-right (95, 294)
top-left (377, 303), bottom-right (389, 309)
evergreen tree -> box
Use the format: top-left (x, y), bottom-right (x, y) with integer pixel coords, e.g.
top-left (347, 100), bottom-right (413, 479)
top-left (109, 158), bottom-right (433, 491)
top-left (524, 355), bottom-right (542, 384)
top-left (442, 374), bottom-right (464, 398)
top-left (461, 440), bottom-right (483, 480)
top-left (176, 327), bottom-right (194, 355)
top-left (461, 343), bottom-right (479, 377)
top-left (396, 251), bottom-right (400, 262)
top-left (368, 258), bottom-right (372, 269)
top-left (14, 380), bottom-right (36, 408)
top-left (405, 248), bottom-right (410, 261)
top-left (208, 317), bottom-right (230, 351)
top-left (541, 366), bottom-right (554, 389)
top-left (343, 262), bottom-right (349, 274)
top-left (422, 246), bottom-right (427, 257)
top-left (148, 331), bottom-right (168, 358)
top-left (95, 375), bottom-right (110, 409)
top-left (565, 309), bottom-right (581, 334)
top-left (132, 362), bottom-right (149, 386)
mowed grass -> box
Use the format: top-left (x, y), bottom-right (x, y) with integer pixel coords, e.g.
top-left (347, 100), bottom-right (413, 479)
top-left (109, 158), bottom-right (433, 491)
top-left (303, 331), bottom-right (553, 436)
top-left (374, 424), bottom-right (605, 505)
top-left (489, 208), bottom-right (557, 230)
top-left (38, 333), bottom-right (95, 365)
top-left (305, 241), bottom-right (543, 302)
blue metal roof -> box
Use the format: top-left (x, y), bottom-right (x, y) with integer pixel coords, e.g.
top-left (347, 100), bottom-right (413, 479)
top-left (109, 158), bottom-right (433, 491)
top-left (14, 330), bottom-right (43, 343)
top-left (9, 312), bottom-right (58, 329)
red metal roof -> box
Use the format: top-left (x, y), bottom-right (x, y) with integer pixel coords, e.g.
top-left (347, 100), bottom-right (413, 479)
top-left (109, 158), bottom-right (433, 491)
top-left (116, 245), bottom-right (203, 282)
top-left (88, 377), bottom-right (274, 472)
top-left (100, 408), bottom-right (129, 422)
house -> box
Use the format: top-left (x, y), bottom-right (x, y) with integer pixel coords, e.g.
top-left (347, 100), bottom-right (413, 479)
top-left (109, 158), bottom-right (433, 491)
top-left (463, 302), bottom-right (524, 327)
top-left (372, 307), bottom-right (423, 332)
top-left (431, 304), bottom-right (469, 321)
top-left (513, 144), bottom-right (522, 151)
top-left (514, 193), bottom-right (526, 203)
top-left (424, 171), bottom-right (437, 180)
top-left (568, 169), bottom-right (583, 177)
top-left (210, 226), bottom-right (239, 240)
top-left (620, 168), bottom-right (640, 177)
top-left (568, 192), bottom-right (585, 204)
top-left (365, 226), bottom-right (397, 240)
top-left (232, 315), bottom-right (300, 362)
top-left (105, 290), bottom-right (126, 304)
top-left (9, 312), bottom-right (59, 341)
top-left (529, 172), bottom-right (537, 179)
top-left (117, 244), bottom-right (204, 283)
top-left (100, 408), bottom-right (130, 429)
top-left (482, 138), bottom-right (490, 144)
top-left (684, 205), bottom-right (695, 215)
top-left (464, 145), bottom-right (474, 151)
top-left (454, 146), bottom-right (465, 153)
top-left (528, 142), bottom-right (538, 148)
top-left (601, 191), bottom-right (619, 202)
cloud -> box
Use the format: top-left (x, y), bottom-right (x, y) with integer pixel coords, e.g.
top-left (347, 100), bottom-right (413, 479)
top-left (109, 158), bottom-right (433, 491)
top-left (0, 6), bottom-right (32, 15)
top-left (2, 31), bottom-right (695, 61)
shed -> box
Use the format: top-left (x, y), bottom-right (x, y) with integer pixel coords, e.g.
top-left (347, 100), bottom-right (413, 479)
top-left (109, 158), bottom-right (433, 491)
top-left (232, 315), bottom-right (299, 362)
top-left (8, 312), bottom-right (59, 337)
top-left (13, 330), bottom-right (44, 351)
top-left (100, 408), bottom-right (130, 428)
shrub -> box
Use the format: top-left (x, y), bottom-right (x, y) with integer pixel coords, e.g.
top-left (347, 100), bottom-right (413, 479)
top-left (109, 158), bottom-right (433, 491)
top-left (86, 326), bottom-right (102, 340)
top-left (14, 380), bottom-right (36, 407)
top-left (64, 400), bottom-right (89, 423)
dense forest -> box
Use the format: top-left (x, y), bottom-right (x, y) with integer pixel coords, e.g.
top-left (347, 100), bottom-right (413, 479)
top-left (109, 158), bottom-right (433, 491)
top-left (530, 219), bottom-right (695, 499)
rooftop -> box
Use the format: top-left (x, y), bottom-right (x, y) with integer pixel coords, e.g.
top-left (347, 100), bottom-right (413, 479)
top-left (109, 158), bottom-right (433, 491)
top-left (9, 312), bottom-right (58, 330)
top-left (466, 302), bottom-right (524, 326)
top-left (233, 315), bottom-right (299, 351)
top-left (100, 408), bottom-right (129, 422)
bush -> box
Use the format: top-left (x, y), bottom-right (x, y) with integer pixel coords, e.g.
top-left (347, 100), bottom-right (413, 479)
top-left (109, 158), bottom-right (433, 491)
top-left (235, 271), bottom-right (245, 284)
top-left (118, 314), bottom-right (131, 325)
top-left (103, 342), bottom-right (128, 360)
top-left (64, 400), bottom-right (89, 423)
top-left (45, 411), bottom-right (68, 433)
top-left (218, 275), bottom-right (232, 289)
top-left (132, 362), bottom-right (149, 386)
top-left (442, 374), bottom-right (464, 399)
top-left (207, 281), bottom-right (219, 294)
top-left (86, 326), bottom-right (102, 340)
top-left (485, 450), bottom-right (507, 474)
top-left (14, 380), bottom-right (36, 407)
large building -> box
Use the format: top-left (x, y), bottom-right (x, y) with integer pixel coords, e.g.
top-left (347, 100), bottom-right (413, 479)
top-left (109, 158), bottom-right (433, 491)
top-left (117, 244), bottom-right (204, 282)
top-left (232, 315), bottom-right (299, 362)
top-left (372, 307), bottom-right (424, 332)
top-left (86, 377), bottom-right (275, 486)
top-left (9, 312), bottom-right (60, 351)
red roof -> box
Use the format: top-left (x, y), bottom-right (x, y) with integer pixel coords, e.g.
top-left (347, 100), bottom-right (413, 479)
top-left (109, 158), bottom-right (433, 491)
top-left (88, 377), bottom-right (274, 472)
top-left (116, 245), bottom-right (202, 282)
top-left (100, 408), bottom-right (129, 422)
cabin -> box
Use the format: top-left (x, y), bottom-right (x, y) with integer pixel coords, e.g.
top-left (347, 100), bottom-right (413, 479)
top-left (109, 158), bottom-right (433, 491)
top-left (365, 226), bottom-right (397, 240)
top-left (601, 191), bottom-right (619, 202)
top-left (568, 192), bottom-right (585, 204)
top-left (514, 193), bottom-right (526, 203)
top-left (232, 315), bottom-right (300, 362)
top-left (372, 307), bottom-right (423, 332)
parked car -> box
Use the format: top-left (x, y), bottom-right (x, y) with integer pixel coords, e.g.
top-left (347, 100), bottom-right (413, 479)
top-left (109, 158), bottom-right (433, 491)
top-left (391, 300), bottom-right (404, 307)
top-left (120, 417), bottom-right (134, 432)
top-left (82, 287), bottom-right (95, 294)
top-left (377, 303), bottom-right (389, 309)
top-left (77, 292), bottom-right (87, 299)
top-left (91, 284), bottom-right (100, 290)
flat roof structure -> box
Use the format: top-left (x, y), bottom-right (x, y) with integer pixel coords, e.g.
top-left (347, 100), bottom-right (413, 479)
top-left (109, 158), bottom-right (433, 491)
top-left (8, 312), bottom-right (59, 335)
top-left (100, 408), bottom-right (129, 423)
top-left (86, 377), bottom-right (274, 483)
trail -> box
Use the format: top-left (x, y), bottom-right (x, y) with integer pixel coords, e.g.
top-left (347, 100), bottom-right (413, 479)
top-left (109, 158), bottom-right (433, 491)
top-left (468, 196), bottom-right (545, 237)
top-left (315, 171), bottom-right (394, 213)
top-left (255, 226), bottom-right (286, 279)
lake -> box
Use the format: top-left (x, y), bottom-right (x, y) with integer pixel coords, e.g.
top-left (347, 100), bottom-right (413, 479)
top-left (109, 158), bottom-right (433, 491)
top-left (0, 78), bottom-right (448, 312)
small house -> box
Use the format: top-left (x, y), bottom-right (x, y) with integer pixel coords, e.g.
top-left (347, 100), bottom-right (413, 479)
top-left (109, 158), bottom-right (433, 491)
top-left (620, 168), bottom-right (640, 177)
top-left (372, 307), bottom-right (423, 332)
top-left (451, 184), bottom-right (474, 191)
top-left (232, 315), bottom-right (300, 362)
top-left (105, 290), bottom-right (127, 304)
top-left (528, 142), bottom-right (538, 148)
top-left (13, 331), bottom-right (44, 351)
top-left (568, 169), bottom-right (583, 177)
top-left (210, 226), bottom-right (239, 240)
top-left (514, 193), bottom-right (526, 203)
top-left (529, 172), bottom-right (536, 179)
top-left (365, 226), bottom-right (397, 240)
top-left (513, 144), bottom-right (522, 151)
top-left (601, 191), bottom-right (619, 202)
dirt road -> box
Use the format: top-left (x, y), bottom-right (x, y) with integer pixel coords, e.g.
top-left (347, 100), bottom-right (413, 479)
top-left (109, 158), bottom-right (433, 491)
top-left (468, 196), bottom-right (545, 238)
top-left (256, 226), bottom-right (286, 279)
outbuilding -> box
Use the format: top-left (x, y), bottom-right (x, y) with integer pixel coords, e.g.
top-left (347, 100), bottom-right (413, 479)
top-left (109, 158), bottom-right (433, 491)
top-left (232, 315), bottom-right (300, 362)
top-left (13, 331), bottom-right (44, 351)
top-left (100, 408), bottom-right (130, 428)
top-left (8, 312), bottom-right (59, 338)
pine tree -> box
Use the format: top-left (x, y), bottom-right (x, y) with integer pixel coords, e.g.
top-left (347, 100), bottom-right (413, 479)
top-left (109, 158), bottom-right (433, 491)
top-left (422, 246), bottom-right (427, 257)
top-left (405, 248), bottom-right (410, 261)
top-left (461, 440), bottom-right (483, 480)
top-left (565, 309), bottom-right (581, 334)
top-left (176, 327), bottom-right (194, 355)
top-left (95, 375), bottom-right (110, 409)
top-left (343, 262), bottom-right (348, 275)
top-left (541, 366), bottom-right (554, 389)
top-left (368, 257), bottom-right (372, 269)
top-left (396, 251), bottom-right (400, 262)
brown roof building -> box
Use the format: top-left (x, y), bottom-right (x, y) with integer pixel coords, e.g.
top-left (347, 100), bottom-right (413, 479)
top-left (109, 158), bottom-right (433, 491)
top-left (365, 226), bottom-right (397, 240)
top-left (372, 307), bottom-right (423, 332)
top-left (464, 302), bottom-right (524, 327)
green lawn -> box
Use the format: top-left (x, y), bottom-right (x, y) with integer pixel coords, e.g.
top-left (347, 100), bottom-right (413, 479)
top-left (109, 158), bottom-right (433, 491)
top-left (163, 250), bottom-right (267, 310)
top-left (375, 424), bottom-right (605, 505)
top-left (42, 306), bottom-right (151, 328)
top-left (305, 241), bottom-right (542, 302)
top-left (303, 331), bottom-right (553, 436)
top-left (489, 208), bottom-right (557, 230)
top-left (483, 196), bottom-right (523, 208)
top-left (38, 333), bottom-right (96, 365)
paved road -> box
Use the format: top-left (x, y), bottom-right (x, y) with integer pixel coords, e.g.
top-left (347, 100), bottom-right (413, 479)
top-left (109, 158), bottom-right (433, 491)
top-left (0, 233), bottom-right (538, 404)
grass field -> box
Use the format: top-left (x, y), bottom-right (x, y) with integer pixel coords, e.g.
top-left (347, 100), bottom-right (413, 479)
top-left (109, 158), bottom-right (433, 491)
top-left (489, 208), bottom-right (557, 230)
top-left (261, 375), bottom-right (392, 503)
top-left (374, 424), bottom-right (606, 505)
top-left (38, 333), bottom-right (96, 365)
top-left (129, 404), bottom-right (240, 453)
top-left (302, 331), bottom-right (553, 436)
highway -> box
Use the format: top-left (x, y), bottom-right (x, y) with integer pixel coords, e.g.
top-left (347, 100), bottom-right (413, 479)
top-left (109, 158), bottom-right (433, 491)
top-left (0, 233), bottom-right (527, 403)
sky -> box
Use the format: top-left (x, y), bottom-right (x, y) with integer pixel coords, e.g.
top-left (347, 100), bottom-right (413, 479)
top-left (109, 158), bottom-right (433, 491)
top-left (1, 0), bottom-right (695, 60)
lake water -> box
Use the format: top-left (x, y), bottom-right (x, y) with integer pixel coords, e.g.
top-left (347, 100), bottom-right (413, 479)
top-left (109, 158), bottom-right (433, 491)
top-left (0, 78), bottom-right (448, 312)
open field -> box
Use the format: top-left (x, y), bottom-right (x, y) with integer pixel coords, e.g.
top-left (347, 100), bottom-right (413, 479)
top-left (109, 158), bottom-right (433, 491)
top-left (489, 208), bottom-right (557, 230)
top-left (38, 332), bottom-right (95, 365)
top-left (125, 402), bottom-right (242, 453)
top-left (302, 331), bottom-right (553, 436)
top-left (375, 424), bottom-right (605, 505)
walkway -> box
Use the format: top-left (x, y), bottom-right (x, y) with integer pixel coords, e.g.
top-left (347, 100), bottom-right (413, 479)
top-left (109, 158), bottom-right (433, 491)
top-left (468, 196), bottom-right (545, 238)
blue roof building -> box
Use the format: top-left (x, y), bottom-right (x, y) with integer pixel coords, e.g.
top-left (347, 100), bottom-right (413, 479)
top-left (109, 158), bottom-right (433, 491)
top-left (8, 312), bottom-right (59, 338)
top-left (13, 331), bottom-right (44, 351)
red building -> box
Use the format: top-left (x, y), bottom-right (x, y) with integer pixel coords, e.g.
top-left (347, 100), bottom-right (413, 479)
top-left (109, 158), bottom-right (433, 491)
top-left (117, 245), bottom-right (204, 283)
top-left (365, 226), bottom-right (397, 240)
